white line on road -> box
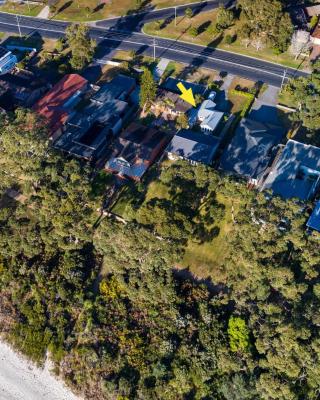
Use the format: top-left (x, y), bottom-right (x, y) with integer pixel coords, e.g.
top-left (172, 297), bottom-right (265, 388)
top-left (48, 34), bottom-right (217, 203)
top-left (96, 36), bottom-right (289, 80)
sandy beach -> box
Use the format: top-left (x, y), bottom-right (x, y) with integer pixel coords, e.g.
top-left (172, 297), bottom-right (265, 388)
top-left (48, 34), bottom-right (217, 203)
top-left (0, 341), bottom-right (82, 400)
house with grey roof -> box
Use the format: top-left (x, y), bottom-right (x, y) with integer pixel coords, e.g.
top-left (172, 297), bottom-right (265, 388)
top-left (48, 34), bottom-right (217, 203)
top-left (189, 97), bottom-right (224, 134)
top-left (261, 140), bottom-right (320, 200)
top-left (219, 118), bottom-right (285, 185)
top-left (92, 74), bottom-right (136, 103)
top-left (166, 129), bottom-right (220, 165)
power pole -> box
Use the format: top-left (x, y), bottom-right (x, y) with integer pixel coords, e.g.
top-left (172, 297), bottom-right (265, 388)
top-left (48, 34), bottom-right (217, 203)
top-left (153, 37), bottom-right (156, 61)
top-left (280, 69), bottom-right (287, 90)
top-left (16, 15), bottom-right (22, 38)
top-left (174, 6), bottom-right (177, 26)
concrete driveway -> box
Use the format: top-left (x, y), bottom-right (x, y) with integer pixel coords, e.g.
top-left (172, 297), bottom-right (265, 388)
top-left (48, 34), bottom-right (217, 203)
top-left (249, 85), bottom-right (280, 125)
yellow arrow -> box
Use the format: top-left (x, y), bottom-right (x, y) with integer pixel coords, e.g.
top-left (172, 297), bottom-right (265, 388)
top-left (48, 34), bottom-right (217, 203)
top-left (177, 82), bottom-right (196, 107)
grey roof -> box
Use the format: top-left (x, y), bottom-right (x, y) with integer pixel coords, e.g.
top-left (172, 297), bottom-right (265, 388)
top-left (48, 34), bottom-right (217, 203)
top-left (200, 110), bottom-right (224, 132)
top-left (198, 99), bottom-right (216, 121)
top-left (92, 74), bottom-right (136, 103)
top-left (161, 77), bottom-right (208, 97)
top-left (307, 201), bottom-right (320, 232)
top-left (262, 140), bottom-right (320, 200)
top-left (153, 58), bottom-right (170, 81)
top-left (166, 129), bottom-right (220, 165)
top-left (54, 120), bottom-right (112, 161)
top-left (219, 118), bottom-right (285, 180)
top-left (84, 99), bottom-right (128, 124)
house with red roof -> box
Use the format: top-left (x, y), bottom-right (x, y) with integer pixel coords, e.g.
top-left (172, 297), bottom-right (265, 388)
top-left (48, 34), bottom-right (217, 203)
top-left (33, 74), bottom-right (88, 141)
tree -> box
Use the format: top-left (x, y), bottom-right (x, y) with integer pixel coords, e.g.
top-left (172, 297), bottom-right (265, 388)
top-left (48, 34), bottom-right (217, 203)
top-left (309, 15), bottom-right (319, 30)
top-left (85, 6), bottom-right (91, 17)
top-left (139, 67), bottom-right (157, 112)
top-left (238, 0), bottom-right (293, 52)
top-left (65, 23), bottom-right (96, 70)
top-left (176, 113), bottom-right (189, 129)
top-left (195, 93), bottom-right (203, 105)
top-left (224, 34), bottom-right (235, 44)
top-left (49, 4), bottom-right (57, 14)
top-left (281, 71), bottom-right (320, 132)
top-left (216, 6), bottom-right (234, 30)
top-left (185, 7), bottom-right (193, 19)
top-left (227, 316), bottom-right (250, 352)
top-left (188, 26), bottom-right (198, 38)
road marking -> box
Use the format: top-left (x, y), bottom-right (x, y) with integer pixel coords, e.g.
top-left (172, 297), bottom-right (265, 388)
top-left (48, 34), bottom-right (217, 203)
top-left (0, 20), bottom-right (65, 33)
top-left (96, 36), bottom-right (289, 80)
top-left (0, 21), bottom-right (292, 81)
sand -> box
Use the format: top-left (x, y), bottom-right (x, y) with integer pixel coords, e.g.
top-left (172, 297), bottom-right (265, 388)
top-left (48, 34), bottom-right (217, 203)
top-left (0, 341), bottom-right (82, 400)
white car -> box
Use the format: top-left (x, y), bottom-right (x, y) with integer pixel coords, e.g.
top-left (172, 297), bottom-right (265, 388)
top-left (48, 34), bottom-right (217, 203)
top-left (208, 91), bottom-right (217, 101)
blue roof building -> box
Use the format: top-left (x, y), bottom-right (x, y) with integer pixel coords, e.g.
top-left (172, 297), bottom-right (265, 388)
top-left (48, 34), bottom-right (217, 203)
top-left (262, 140), bottom-right (320, 200)
top-left (219, 118), bottom-right (285, 184)
top-left (307, 201), bottom-right (320, 232)
top-left (166, 129), bottom-right (220, 165)
top-left (0, 47), bottom-right (17, 75)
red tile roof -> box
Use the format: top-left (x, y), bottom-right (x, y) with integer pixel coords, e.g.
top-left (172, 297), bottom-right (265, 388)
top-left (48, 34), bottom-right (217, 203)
top-left (33, 74), bottom-right (88, 135)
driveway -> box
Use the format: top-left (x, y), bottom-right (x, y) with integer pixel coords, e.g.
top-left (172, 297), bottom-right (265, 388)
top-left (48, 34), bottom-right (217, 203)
top-left (249, 85), bottom-right (281, 125)
top-left (215, 73), bottom-right (235, 112)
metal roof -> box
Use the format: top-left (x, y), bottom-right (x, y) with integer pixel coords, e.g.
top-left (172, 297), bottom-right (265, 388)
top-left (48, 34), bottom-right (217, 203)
top-left (307, 201), bottom-right (320, 232)
top-left (220, 118), bottom-right (285, 180)
top-left (262, 140), bottom-right (320, 200)
top-left (166, 129), bottom-right (220, 165)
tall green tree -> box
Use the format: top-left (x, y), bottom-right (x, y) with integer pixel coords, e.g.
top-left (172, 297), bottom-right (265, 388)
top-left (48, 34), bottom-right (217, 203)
top-left (65, 23), bottom-right (96, 70)
top-left (216, 5), bottom-right (235, 30)
top-left (238, 0), bottom-right (293, 52)
top-left (139, 67), bottom-right (157, 112)
top-left (281, 69), bottom-right (320, 133)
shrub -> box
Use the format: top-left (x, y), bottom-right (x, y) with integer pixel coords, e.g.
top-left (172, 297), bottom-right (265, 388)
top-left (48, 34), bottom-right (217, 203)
top-left (310, 15), bottom-right (319, 30)
top-left (58, 63), bottom-right (69, 75)
top-left (185, 7), bottom-right (193, 19)
top-left (188, 26), bottom-right (198, 37)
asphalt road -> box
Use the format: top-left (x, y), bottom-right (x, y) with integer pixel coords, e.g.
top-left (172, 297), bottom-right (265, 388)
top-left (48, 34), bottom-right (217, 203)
top-left (0, 6), bottom-right (309, 87)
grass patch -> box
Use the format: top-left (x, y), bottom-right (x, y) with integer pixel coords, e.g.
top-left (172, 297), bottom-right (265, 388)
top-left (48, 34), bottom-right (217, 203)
top-left (181, 192), bottom-right (242, 278)
top-left (52, 0), bottom-right (202, 21)
top-left (227, 92), bottom-right (249, 114)
top-left (0, 2), bottom-right (43, 16)
top-left (144, 10), bottom-right (310, 70)
top-left (278, 91), bottom-right (297, 108)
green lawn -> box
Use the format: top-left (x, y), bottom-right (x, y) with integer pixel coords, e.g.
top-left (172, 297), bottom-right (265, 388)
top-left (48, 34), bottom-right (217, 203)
top-left (52, 0), bottom-right (203, 21)
top-left (144, 11), bottom-right (310, 71)
top-left (0, 2), bottom-right (43, 17)
top-left (181, 192), bottom-right (242, 277)
top-left (278, 90), bottom-right (297, 109)
top-left (227, 92), bottom-right (249, 114)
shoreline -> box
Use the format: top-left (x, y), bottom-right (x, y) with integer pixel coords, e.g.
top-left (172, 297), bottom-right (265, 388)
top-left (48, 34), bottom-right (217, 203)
top-left (0, 340), bottom-right (82, 400)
